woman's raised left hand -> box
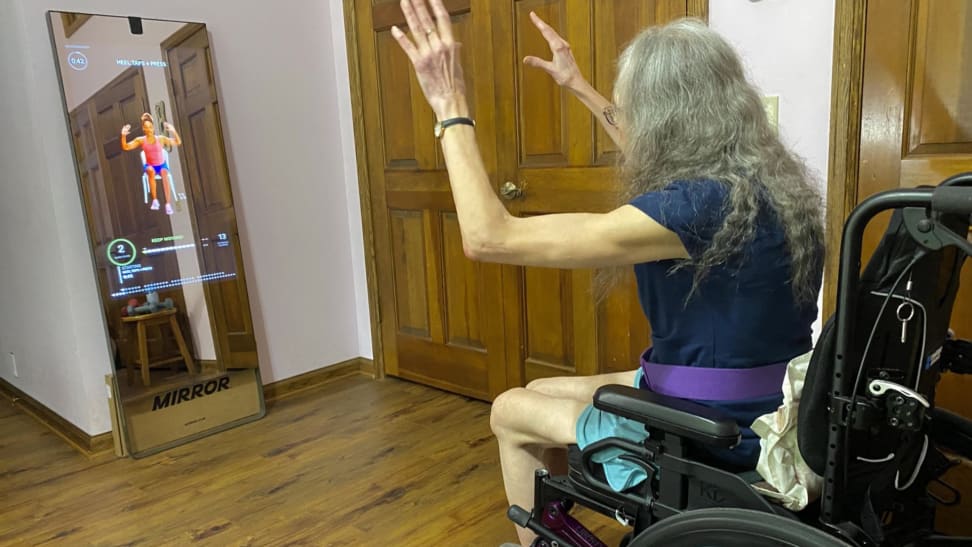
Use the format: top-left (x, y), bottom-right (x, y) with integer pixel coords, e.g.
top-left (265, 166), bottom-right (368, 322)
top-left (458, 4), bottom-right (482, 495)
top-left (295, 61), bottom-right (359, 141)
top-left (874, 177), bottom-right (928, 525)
top-left (391, 0), bottom-right (469, 120)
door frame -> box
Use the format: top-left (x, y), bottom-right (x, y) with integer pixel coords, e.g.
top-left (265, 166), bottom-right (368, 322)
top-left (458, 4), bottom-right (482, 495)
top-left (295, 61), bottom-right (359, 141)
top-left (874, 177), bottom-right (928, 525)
top-left (823, 0), bottom-right (868, 318)
top-left (341, 1), bottom-right (709, 380)
top-left (342, 0), bottom-right (386, 378)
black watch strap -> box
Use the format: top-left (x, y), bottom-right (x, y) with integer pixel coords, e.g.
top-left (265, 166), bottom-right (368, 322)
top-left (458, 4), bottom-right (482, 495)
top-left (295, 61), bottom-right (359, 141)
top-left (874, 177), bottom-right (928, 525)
top-left (436, 117), bottom-right (475, 138)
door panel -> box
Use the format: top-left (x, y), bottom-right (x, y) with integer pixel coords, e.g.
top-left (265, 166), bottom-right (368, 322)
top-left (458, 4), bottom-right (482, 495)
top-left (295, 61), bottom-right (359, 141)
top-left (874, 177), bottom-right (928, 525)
top-left (442, 212), bottom-right (486, 349)
top-left (513, 0), bottom-right (592, 167)
top-left (390, 209), bottom-right (432, 337)
top-left (593, 1), bottom-right (666, 164)
top-left (907, 0), bottom-right (972, 154)
top-left (376, 31), bottom-right (420, 169)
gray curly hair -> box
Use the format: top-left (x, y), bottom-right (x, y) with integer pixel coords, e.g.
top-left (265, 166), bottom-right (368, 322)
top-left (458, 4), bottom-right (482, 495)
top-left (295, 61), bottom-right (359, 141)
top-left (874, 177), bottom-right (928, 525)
top-left (602, 18), bottom-right (824, 305)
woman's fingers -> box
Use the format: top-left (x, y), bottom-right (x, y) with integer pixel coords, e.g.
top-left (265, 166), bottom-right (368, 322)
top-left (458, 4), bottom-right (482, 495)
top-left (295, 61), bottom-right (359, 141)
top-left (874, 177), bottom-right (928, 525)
top-left (523, 55), bottom-right (555, 73)
top-left (398, 0), bottom-right (459, 62)
top-left (529, 11), bottom-right (565, 48)
top-left (391, 25), bottom-right (420, 62)
top-left (428, 0), bottom-right (454, 42)
top-left (400, 0), bottom-right (430, 49)
top-left (409, 0), bottom-right (439, 39)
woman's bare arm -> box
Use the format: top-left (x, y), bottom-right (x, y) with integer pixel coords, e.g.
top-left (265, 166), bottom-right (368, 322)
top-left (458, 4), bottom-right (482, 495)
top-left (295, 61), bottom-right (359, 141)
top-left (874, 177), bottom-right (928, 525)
top-left (523, 12), bottom-right (621, 147)
top-left (392, 0), bottom-right (685, 268)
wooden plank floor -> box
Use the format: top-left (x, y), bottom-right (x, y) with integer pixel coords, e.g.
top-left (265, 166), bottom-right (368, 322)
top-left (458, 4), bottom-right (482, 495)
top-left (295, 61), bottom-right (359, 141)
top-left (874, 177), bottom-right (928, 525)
top-left (1, 375), bottom-right (627, 546)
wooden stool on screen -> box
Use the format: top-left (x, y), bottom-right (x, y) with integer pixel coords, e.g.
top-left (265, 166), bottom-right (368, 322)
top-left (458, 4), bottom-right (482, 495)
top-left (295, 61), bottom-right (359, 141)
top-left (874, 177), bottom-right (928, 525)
top-left (122, 308), bottom-right (197, 386)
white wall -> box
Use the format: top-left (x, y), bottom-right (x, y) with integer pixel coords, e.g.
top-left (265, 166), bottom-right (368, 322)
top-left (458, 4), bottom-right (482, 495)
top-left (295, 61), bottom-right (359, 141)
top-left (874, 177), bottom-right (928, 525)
top-left (0, 0), bottom-right (371, 435)
top-left (709, 0), bottom-right (836, 339)
top-left (0, 0), bottom-right (106, 437)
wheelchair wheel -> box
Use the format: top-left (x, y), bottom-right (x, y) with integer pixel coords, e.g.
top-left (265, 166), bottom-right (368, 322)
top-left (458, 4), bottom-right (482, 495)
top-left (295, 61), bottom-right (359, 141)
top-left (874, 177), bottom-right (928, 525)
top-left (626, 508), bottom-right (847, 547)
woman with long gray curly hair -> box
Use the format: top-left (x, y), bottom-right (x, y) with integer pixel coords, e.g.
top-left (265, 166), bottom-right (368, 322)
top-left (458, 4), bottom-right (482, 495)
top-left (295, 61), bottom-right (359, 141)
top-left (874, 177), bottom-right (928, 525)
top-left (392, 2), bottom-right (823, 545)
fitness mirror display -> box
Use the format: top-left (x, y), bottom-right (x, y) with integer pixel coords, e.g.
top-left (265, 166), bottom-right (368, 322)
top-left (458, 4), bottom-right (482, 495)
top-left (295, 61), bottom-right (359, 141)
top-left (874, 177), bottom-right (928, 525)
top-left (48, 12), bottom-right (264, 457)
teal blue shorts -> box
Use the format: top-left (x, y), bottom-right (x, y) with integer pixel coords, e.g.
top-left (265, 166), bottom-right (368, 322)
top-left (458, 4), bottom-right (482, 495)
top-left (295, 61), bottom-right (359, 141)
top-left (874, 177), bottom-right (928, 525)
top-left (575, 368), bottom-right (651, 492)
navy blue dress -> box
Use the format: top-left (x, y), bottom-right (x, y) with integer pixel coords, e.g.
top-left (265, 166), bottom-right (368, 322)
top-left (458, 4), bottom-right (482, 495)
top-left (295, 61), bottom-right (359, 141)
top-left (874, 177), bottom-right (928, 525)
top-left (575, 179), bottom-right (821, 491)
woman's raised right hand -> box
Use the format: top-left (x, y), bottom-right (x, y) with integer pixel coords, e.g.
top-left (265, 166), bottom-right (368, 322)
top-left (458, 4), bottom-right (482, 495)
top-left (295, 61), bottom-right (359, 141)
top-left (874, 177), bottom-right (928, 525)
top-left (523, 11), bottom-right (583, 89)
top-left (121, 124), bottom-right (131, 136)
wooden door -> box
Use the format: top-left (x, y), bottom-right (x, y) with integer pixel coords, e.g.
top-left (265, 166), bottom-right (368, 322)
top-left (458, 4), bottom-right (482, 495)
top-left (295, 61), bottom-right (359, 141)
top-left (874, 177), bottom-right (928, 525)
top-left (164, 24), bottom-right (258, 369)
top-left (490, 0), bottom-right (705, 386)
top-left (848, 0), bottom-right (972, 533)
top-left (352, 1), bottom-right (704, 399)
top-left (355, 0), bottom-right (507, 400)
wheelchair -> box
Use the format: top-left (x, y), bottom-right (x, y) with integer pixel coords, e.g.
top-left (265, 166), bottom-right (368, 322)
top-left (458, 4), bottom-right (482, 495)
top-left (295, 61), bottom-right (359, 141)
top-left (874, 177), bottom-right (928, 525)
top-left (508, 173), bottom-right (972, 547)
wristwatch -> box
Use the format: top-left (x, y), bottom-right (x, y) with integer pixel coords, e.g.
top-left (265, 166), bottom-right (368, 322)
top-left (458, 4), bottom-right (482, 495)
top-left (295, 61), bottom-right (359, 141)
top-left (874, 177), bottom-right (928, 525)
top-left (434, 117), bottom-right (475, 139)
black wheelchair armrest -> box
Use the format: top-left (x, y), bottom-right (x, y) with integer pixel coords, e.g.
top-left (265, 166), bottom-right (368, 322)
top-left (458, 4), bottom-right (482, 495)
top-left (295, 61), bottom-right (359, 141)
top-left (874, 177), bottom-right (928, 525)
top-left (593, 384), bottom-right (741, 448)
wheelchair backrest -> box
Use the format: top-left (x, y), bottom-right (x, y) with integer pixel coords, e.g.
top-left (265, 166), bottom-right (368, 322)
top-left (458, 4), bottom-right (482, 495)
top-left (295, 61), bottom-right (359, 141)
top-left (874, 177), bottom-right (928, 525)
top-left (799, 197), bottom-right (969, 475)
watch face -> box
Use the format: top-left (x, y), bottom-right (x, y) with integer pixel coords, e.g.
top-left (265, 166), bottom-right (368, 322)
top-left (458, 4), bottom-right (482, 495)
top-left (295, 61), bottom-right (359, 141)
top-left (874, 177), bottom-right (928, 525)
top-left (434, 122), bottom-right (443, 139)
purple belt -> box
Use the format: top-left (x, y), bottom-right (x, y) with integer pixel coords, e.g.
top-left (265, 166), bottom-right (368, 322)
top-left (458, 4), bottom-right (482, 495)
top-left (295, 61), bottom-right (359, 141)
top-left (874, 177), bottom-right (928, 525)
top-left (640, 351), bottom-right (787, 401)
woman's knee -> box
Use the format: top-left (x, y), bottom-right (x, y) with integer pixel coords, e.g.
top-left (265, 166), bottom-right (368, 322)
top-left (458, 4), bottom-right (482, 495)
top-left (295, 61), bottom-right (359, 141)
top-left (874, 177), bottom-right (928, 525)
top-left (525, 374), bottom-right (602, 401)
top-left (490, 387), bottom-right (527, 435)
top-left (491, 387), bottom-right (586, 446)
top-left (525, 376), bottom-right (556, 395)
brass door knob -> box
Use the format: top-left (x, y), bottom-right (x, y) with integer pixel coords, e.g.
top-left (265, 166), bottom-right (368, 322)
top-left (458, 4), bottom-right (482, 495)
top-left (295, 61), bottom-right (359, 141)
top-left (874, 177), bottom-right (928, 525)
top-left (500, 181), bottom-right (523, 200)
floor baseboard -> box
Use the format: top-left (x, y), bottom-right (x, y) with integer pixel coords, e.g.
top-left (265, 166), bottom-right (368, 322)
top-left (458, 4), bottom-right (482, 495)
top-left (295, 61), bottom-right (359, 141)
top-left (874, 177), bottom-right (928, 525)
top-left (0, 378), bottom-right (114, 457)
top-left (263, 357), bottom-right (373, 402)
top-left (1, 357), bottom-right (374, 456)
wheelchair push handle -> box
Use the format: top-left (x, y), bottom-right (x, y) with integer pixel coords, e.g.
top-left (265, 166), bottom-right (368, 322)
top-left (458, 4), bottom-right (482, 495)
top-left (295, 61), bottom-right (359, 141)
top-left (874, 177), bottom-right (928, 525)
top-left (932, 186), bottom-right (972, 216)
top-left (934, 171), bottom-right (972, 215)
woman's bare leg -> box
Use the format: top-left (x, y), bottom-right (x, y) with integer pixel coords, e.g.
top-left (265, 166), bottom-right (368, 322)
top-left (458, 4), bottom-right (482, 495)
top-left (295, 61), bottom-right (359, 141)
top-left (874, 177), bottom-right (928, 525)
top-left (491, 370), bottom-right (636, 544)
top-left (531, 371), bottom-right (635, 476)
top-left (490, 387), bottom-right (589, 546)
top-left (526, 369), bottom-right (637, 401)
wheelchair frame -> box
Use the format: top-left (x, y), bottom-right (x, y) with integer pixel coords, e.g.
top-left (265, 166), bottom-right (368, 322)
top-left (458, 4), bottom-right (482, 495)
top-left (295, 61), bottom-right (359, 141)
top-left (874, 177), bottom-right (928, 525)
top-left (824, 173), bottom-right (972, 543)
top-left (509, 173), bottom-right (972, 547)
